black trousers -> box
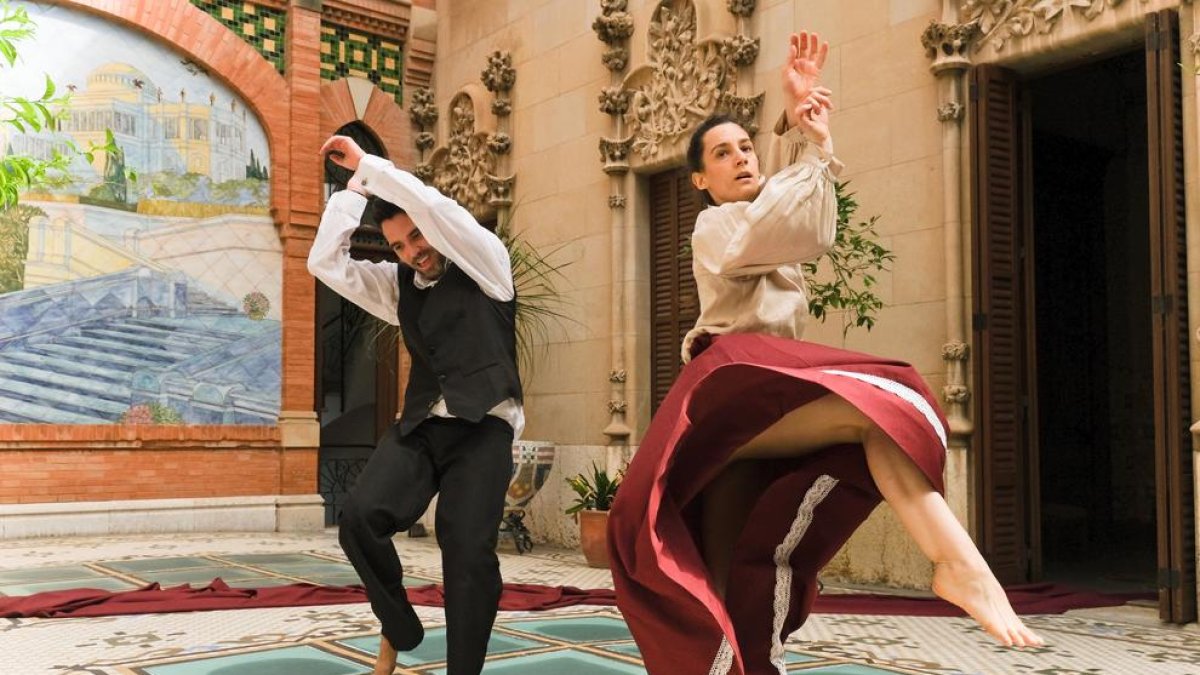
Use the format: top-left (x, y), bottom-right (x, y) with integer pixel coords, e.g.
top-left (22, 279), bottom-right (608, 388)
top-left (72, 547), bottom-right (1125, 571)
top-left (338, 415), bottom-right (514, 675)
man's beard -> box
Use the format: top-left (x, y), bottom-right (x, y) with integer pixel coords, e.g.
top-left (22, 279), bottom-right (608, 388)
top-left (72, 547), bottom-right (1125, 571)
top-left (415, 254), bottom-right (448, 279)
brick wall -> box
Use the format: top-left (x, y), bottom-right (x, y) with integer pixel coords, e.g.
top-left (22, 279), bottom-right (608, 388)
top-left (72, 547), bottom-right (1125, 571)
top-left (0, 425), bottom-right (308, 504)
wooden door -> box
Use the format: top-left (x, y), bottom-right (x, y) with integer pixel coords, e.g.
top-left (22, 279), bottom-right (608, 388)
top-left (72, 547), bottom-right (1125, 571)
top-left (649, 167), bottom-right (702, 413)
top-left (970, 64), bottom-right (1038, 584)
top-left (1146, 8), bottom-right (1196, 624)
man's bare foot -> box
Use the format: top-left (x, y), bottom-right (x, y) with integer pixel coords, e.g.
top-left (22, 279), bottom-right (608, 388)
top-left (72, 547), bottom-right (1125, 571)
top-left (372, 634), bottom-right (398, 675)
top-left (932, 560), bottom-right (1045, 647)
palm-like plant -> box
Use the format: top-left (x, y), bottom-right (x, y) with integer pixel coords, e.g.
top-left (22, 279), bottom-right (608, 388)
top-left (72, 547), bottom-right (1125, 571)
top-left (495, 219), bottom-right (573, 380)
top-left (565, 462), bottom-right (622, 515)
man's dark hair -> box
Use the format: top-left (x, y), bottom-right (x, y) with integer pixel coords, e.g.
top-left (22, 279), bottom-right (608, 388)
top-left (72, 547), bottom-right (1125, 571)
top-left (370, 196), bottom-right (407, 224)
top-left (686, 114), bottom-right (740, 206)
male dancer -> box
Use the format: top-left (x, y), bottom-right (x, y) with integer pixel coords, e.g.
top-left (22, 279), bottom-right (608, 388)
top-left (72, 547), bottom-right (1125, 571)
top-left (309, 135), bottom-right (522, 675)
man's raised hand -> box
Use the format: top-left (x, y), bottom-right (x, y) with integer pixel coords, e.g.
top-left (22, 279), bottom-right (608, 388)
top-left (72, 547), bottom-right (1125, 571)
top-left (320, 135), bottom-right (366, 173)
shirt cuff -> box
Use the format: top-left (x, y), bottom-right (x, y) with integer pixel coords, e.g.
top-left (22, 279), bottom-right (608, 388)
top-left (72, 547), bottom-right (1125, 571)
top-left (773, 110), bottom-right (838, 170)
top-left (353, 155), bottom-right (394, 194)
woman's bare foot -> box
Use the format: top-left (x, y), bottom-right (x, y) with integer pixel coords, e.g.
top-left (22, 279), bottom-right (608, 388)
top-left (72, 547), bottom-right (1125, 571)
top-left (372, 634), bottom-right (398, 675)
top-left (932, 560), bottom-right (1044, 647)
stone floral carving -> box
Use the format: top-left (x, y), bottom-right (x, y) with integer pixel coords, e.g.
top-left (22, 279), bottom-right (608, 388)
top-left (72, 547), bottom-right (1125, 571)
top-left (722, 34), bottom-right (760, 68)
top-left (487, 132), bottom-right (512, 155)
top-left (593, 11), bottom-right (635, 43)
top-left (942, 341), bottom-right (970, 361)
top-left (602, 0), bottom-right (628, 11)
top-left (625, 1), bottom-right (734, 159)
top-left (415, 131), bottom-right (436, 151)
top-left (413, 162), bottom-right (435, 181)
top-left (943, 384), bottom-right (971, 404)
top-left (719, 91), bottom-right (764, 135)
top-left (598, 87), bottom-right (631, 115)
top-left (921, 20), bottom-right (982, 60)
top-left (962, 0), bottom-right (1148, 52)
top-left (609, 369), bottom-right (627, 383)
top-left (608, 195), bottom-right (627, 208)
top-left (607, 399), bottom-right (628, 414)
top-left (602, 47), bottom-right (630, 72)
top-left (486, 174), bottom-right (514, 206)
top-left (492, 98), bottom-right (512, 117)
top-left (599, 137), bottom-right (633, 165)
top-left (430, 92), bottom-right (494, 217)
top-left (938, 101), bottom-right (965, 122)
top-left (727, 0), bottom-right (757, 17)
top-left (481, 51), bottom-right (516, 93)
top-left (409, 87), bottom-right (438, 128)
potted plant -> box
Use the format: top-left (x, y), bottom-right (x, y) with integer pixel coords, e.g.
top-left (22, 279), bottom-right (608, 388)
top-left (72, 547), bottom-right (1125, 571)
top-left (565, 462), bottom-right (621, 568)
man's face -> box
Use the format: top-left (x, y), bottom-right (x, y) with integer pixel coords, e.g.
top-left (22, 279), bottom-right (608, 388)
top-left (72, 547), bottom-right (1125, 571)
top-left (381, 213), bottom-right (446, 279)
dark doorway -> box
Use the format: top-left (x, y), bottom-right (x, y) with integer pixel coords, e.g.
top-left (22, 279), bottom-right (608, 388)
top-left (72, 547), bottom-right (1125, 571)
top-left (316, 121), bottom-right (399, 526)
top-left (971, 10), bottom-right (1194, 622)
top-left (1028, 50), bottom-right (1156, 594)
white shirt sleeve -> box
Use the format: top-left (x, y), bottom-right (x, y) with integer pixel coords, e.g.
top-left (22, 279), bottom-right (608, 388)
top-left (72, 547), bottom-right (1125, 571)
top-left (692, 127), bottom-right (840, 278)
top-left (306, 189), bottom-right (401, 326)
top-left (355, 155), bottom-right (515, 302)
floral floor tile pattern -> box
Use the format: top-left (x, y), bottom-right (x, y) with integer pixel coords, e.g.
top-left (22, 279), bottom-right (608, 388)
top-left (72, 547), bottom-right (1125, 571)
top-left (0, 532), bottom-right (1196, 674)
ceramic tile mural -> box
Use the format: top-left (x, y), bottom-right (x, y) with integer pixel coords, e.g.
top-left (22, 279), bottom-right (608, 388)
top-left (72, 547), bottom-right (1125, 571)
top-left (0, 1), bottom-right (280, 425)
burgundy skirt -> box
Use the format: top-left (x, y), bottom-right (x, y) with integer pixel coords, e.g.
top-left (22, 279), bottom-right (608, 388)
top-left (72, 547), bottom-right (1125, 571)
top-left (607, 334), bottom-right (947, 675)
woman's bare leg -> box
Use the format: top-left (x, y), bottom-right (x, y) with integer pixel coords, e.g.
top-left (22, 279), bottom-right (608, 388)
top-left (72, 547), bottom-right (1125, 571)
top-left (722, 394), bottom-right (1043, 647)
top-left (701, 460), bottom-right (761, 599)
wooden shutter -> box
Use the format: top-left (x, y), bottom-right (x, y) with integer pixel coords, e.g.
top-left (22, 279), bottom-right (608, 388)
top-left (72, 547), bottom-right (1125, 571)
top-left (649, 167), bottom-right (702, 413)
top-left (1146, 9), bottom-right (1196, 624)
top-left (970, 64), bottom-right (1033, 585)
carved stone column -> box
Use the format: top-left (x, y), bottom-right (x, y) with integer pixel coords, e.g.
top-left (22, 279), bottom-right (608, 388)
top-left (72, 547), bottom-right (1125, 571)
top-left (922, 11), bottom-right (980, 450)
top-left (409, 87), bottom-right (437, 175)
top-left (409, 52), bottom-right (516, 228)
top-left (594, 0), bottom-right (635, 443)
top-left (482, 51), bottom-right (516, 229)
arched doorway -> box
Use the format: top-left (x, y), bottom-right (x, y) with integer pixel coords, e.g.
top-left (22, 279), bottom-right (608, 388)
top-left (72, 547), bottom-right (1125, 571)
top-left (315, 121), bottom-right (400, 526)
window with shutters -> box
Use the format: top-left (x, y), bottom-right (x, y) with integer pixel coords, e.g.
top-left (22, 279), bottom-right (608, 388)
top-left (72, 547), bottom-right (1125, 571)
top-left (648, 167), bottom-right (702, 413)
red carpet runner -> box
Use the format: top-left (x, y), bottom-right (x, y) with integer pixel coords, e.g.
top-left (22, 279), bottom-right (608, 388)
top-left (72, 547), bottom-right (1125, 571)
top-left (0, 580), bottom-right (1151, 620)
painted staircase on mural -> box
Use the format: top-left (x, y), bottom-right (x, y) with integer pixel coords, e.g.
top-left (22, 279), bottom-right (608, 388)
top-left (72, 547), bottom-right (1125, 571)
top-left (0, 267), bottom-right (279, 424)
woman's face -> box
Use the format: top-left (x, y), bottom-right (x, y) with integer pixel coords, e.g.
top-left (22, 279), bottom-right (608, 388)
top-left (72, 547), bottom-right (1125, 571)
top-left (691, 122), bottom-right (761, 206)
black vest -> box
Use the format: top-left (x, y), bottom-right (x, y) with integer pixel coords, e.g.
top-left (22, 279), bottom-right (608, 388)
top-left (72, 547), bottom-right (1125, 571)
top-left (395, 263), bottom-right (522, 435)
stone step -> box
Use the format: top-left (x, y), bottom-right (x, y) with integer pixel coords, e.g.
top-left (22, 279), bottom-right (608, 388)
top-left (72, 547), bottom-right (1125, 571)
top-left (0, 361), bottom-right (132, 403)
top-left (0, 392), bottom-right (112, 424)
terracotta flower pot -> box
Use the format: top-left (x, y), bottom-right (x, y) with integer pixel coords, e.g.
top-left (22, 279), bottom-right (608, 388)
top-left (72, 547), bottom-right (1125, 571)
top-left (578, 509), bottom-right (610, 569)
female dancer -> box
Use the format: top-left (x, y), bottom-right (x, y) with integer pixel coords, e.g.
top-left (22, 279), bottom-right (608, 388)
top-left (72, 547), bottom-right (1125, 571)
top-left (607, 31), bottom-right (1042, 675)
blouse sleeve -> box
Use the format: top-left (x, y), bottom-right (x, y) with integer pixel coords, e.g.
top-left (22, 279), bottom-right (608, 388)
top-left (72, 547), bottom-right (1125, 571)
top-left (692, 116), bottom-right (842, 278)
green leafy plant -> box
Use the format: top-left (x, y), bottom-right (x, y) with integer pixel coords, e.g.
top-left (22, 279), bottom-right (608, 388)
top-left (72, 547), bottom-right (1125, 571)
top-left (0, 0), bottom-right (125, 209)
top-left (0, 202), bottom-right (40, 293)
top-left (564, 462), bottom-right (622, 515)
top-left (495, 216), bottom-right (574, 379)
top-left (802, 181), bottom-right (895, 336)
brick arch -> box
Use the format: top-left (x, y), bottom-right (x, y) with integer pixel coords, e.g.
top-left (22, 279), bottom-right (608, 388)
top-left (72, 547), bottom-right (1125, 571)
top-left (60, 0), bottom-right (292, 223)
top-left (320, 79), bottom-right (415, 170)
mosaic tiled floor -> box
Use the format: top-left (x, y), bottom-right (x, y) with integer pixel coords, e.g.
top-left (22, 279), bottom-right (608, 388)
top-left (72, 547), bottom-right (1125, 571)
top-left (1, 531), bottom-right (1197, 674)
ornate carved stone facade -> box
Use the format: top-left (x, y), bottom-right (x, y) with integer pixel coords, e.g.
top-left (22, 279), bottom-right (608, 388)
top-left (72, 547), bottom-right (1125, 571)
top-left (411, 51), bottom-right (517, 221)
top-left (621, 0), bottom-right (760, 160)
top-left (962, 0), bottom-right (1151, 52)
